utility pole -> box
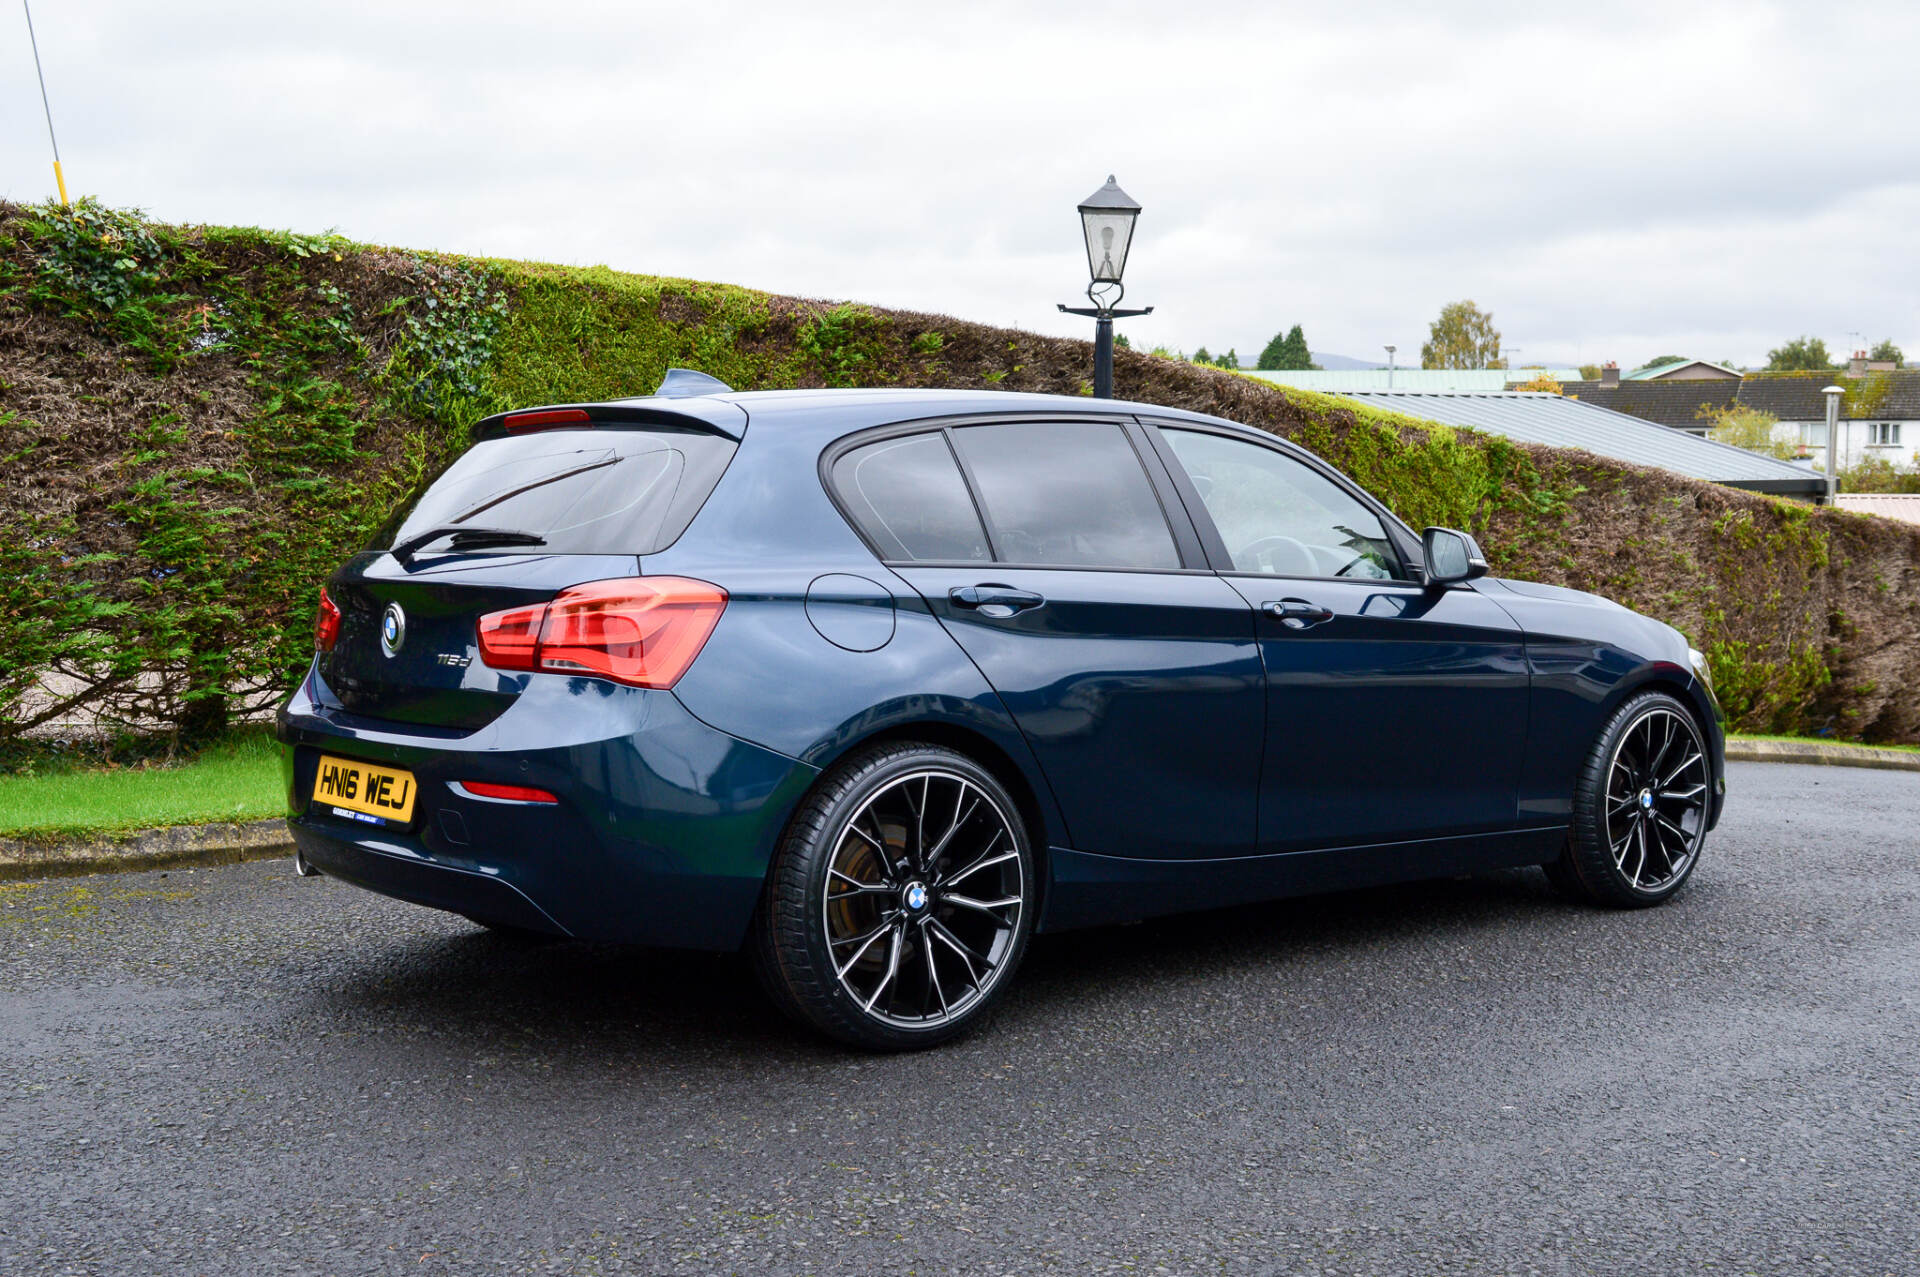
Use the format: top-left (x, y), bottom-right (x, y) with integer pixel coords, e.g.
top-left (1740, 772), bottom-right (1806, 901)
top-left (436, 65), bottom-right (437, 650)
top-left (1384, 345), bottom-right (1395, 389)
top-left (22, 0), bottom-right (69, 206)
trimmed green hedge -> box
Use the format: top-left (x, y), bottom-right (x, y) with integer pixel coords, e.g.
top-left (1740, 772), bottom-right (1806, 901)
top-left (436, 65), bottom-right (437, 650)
top-left (4, 199), bottom-right (1918, 753)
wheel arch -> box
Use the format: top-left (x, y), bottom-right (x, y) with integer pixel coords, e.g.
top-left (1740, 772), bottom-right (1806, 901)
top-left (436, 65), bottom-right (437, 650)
top-left (1599, 666), bottom-right (1725, 826)
top-left (809, 719), bottom-right (1060, 914)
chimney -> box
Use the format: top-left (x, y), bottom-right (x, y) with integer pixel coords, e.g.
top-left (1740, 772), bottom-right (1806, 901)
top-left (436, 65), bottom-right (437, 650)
top-left (1601, 361), bottom-right (1619, 387)
top-left (1849, 350), bottom-right (1868, 377)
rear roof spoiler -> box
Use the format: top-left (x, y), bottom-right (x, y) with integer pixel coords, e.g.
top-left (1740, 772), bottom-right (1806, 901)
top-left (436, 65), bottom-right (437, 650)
top-left (472, 392), bottom-right (747, 442)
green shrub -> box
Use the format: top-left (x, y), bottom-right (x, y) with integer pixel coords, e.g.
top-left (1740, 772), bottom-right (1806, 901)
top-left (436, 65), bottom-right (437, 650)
top-left (6, 199), bottom-right (1920, 754)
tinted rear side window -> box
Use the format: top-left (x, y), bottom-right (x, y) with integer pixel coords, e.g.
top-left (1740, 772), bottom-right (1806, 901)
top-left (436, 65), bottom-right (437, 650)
top-left (951, 422), bottom-right (1180, 570)
top-left (387, 429), bottom-right (736, 556)
top-left (832, 433), bottom-right (991, 562)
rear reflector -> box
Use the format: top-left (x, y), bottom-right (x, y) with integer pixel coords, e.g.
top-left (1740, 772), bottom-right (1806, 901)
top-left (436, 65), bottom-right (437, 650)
top-left (503, 408), bottom-right (592, 433)
top-left (476, 576), bottom-right (727, 690)
top-left (459, 781), bottom-right (559, 804)
top-left (314, 587), bottom-right (342, 652)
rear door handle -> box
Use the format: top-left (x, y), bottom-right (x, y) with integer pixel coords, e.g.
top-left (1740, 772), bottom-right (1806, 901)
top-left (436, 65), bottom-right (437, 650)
top-left (950, 584), bottom-right (1045, 617)
top-left (1262, 598), bottom-right (1335, 630)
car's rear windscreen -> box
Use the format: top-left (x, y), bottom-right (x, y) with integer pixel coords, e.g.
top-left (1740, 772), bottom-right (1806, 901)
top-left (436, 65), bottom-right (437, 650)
top-left (382, 428), bottom-right (737, 556)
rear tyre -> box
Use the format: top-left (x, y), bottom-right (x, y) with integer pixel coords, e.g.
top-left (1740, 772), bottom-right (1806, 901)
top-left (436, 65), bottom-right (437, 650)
top-left (752, 742), bottom-right (1035, 1051)
top-left (1548, 691), bottom-right (1711, 908)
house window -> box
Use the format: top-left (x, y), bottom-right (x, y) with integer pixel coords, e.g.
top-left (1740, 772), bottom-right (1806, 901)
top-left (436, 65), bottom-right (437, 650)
top-left (1800, 422), bottom-right (1827, 447)
top-left (1867, 422), bottom-right (1902, 447)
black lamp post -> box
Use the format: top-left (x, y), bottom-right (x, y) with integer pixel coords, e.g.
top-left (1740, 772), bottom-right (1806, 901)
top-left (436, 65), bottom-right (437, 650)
top-left (1058, 175), bottom-right (1152, 398)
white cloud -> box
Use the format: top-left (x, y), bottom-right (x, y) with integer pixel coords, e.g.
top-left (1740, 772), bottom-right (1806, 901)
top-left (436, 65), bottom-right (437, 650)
top-left (4, 0), bottom-right (1915, 367)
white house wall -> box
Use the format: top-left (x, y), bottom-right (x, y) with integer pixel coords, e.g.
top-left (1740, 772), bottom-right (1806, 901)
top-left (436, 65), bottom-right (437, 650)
top-left (1774, 420), bottom-right (1920, 470)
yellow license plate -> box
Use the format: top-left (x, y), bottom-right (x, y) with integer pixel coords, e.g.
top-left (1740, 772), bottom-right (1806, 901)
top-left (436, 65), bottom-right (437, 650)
top-left (312, 753), bottom-right (418, 825)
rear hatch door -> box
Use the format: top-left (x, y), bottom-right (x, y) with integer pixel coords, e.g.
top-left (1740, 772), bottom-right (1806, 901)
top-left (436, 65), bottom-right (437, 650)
top-left (314, 424), bottom-right (738, 732)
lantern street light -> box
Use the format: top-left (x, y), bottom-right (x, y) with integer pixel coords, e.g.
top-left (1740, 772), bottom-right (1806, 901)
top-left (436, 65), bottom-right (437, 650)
top-left (1822, 384), bottom-right (1845, 504)
top-left (1058, 176), bottom-right (1152, 398)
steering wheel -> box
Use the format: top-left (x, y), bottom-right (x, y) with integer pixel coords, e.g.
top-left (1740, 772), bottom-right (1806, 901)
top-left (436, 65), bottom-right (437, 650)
top-left (1234, 534), bottom-right (1314, 576)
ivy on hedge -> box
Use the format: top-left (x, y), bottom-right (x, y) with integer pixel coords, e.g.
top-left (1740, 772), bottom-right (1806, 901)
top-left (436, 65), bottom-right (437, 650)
top-left (4, 200), bottom-right (1917, 757)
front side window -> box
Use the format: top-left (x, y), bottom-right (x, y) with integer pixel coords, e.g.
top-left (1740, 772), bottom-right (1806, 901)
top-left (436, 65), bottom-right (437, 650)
top-left (949, 422), bottom-right (1181, 570)
top-left (1869, 422), bottom-right (1901, 446)
top-left (832, 432), bottom-right (990, 562)
top-left (1161, 428), bottom-right (1402, 580)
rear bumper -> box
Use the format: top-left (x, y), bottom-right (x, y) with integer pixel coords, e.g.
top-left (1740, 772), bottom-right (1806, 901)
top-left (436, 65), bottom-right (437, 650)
top-left (292, 824), bottom-right (570, 935)
top-left (277, 668), bottom-right (818, 950)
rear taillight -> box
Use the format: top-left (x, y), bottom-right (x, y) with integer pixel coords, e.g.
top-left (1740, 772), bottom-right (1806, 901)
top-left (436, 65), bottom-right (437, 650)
top-left (503, 408), bottom-right (592, 434)
top-left (476, 577), bottom-right (727, 690)
top-left (314, 587), bottom-right (342, 652)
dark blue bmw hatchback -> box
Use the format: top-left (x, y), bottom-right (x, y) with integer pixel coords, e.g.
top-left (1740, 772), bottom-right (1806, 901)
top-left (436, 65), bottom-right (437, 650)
top-left (279, 373), bottom-right (1725, 1048)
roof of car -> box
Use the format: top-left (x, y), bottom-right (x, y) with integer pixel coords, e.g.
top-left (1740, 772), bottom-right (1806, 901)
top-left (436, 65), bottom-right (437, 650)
top-left (623, 386), bottom-right (1242, 439)
top-left (720, 386), bottom-right (1220, 418)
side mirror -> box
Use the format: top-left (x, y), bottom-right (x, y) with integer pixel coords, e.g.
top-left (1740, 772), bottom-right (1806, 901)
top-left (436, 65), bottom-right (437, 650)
top-left (1422, 526), bottom-right (1489, 586)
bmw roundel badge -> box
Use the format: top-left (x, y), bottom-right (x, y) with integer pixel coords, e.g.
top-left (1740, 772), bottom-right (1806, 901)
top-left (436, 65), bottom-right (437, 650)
top-left (381, 602), bottom-right (407, 658)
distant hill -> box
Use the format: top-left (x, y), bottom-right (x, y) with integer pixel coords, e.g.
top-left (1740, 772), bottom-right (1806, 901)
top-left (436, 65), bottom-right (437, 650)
top-left (1310, 351), bottom-right (1394, 370)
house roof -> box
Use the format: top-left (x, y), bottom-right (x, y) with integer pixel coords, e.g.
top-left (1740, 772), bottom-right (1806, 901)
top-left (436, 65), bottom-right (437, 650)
top-left (1834, 494), bottom-right (1920, 526)
top-left (1623, 359), bottom-right (1741, 381)
top-left (1239, 368), bottom-right (1580, 393)
top-left (1734, 371), bottom-right (1920, 421)
top-left (1340, 390), bottom-right (1826, 497)
top-left (1562, 370), bottom-right (1920, 428)
top-left (1557, 380), bottom-right (1740, 429)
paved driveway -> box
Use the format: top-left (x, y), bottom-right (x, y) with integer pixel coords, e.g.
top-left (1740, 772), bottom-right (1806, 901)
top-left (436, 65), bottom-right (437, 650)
top-left (2, 761), bottom-right (1916, 1275)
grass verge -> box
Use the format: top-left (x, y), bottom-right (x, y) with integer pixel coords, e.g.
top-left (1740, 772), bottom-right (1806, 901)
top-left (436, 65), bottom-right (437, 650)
top-left (0, 726), bottom-right (1904, 845)
top-left (0, 731), bottom-right (284, 840)
top-left (1728, 733), bottom-right (1920, 754)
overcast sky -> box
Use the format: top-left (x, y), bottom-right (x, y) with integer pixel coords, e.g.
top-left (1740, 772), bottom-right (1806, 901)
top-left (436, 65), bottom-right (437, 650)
top-left (5, 1), bottom-right (1915, 369)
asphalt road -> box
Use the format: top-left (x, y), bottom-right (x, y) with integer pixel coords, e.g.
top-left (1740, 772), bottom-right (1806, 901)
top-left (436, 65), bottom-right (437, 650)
top-left (2, 760), bottom-right (1916, 1276)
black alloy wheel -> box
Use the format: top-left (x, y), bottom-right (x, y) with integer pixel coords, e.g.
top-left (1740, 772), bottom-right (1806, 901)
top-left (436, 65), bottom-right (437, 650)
top-left (753, 743), bottom-right (1034, 1050)
top-left (1549, 691), bottom-right (1710, 907)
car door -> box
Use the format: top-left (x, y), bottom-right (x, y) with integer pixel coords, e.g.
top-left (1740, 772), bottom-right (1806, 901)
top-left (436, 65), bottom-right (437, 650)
top-left (828, 417), bottom-right (1264, 861)
top-left (1147, 423), bottom-right (1530, 855)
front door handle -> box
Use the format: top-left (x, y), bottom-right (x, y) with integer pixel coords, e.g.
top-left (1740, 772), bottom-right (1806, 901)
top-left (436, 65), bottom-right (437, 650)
top-left (950, 584), bottom-right (1045, 617)
top-left (1262, 598), bottom-right (1335, 630)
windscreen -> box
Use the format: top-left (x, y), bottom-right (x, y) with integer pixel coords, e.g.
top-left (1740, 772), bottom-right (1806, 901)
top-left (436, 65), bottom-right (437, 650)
top-left (384, 428), bottom-right (736, 557)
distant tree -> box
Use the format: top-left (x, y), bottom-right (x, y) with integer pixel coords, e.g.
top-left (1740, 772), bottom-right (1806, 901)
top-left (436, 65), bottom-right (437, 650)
top-left (1281, 325), bottom-right (1315, 369)
top-left (1765, 335), bottom-right (1837, 372)
top-left (1869, 338), bottom-right (1904, 364)
top-left (1578, 363), bottom-right (1604, 380)
top-left (1639, 355), bottom-right (1688, 371)
top-left (1698, 403), bottom-right (1793, 459)
top-left (1114, 332), bottom-right (1130, 349)
top-left (1188, 346), bottom-right (1241, 370)
top-left (1256, 324), bottom-right (1317, 370)
top-left (1420, 300), bottom-right (1502, 370)
top-left (1513, 371), bottom-right (1563, 393)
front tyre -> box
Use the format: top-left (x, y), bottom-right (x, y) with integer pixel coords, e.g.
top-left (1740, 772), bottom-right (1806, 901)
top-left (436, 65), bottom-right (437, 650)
top-left (1547, 692), bottom-right (1711, 907)
top-left (753, 743), bottom-right (1035, 1050)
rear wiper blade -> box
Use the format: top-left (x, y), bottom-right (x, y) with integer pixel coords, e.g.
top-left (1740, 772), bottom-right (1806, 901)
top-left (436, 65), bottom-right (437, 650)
top-left (391, 525), bottom-right (547, 563)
